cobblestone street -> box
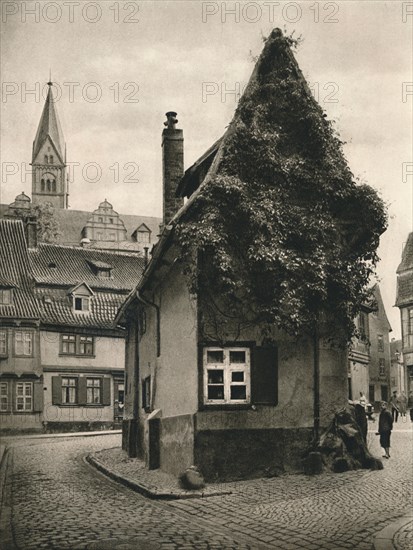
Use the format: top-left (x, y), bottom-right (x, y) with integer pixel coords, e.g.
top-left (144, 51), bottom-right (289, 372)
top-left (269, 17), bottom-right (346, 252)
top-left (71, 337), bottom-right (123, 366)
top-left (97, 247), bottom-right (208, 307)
top-left (1, 422), bottom-right (412, 550)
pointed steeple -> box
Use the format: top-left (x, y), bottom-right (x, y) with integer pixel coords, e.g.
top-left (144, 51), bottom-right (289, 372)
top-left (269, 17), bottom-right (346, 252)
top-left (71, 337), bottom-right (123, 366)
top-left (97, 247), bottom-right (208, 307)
top-left (32, 81), bottom-right (65, 163)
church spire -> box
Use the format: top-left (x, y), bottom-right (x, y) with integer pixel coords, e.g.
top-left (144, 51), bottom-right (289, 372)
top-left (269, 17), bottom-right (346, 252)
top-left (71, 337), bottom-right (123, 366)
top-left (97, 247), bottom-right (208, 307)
top-left (32, 81), bottom-right (65, 163)
top-left (31, 79), bottom-right (68, 209)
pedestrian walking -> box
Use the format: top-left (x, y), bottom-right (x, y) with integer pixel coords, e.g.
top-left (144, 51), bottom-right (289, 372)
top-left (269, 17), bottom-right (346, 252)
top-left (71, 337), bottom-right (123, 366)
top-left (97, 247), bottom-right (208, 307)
top-left (389, 390), bottom-right (400, 422)
top-left (398, 391), bottom-right (407, 421)
top-left (376, 401), bottom-right (393, 459)
top-left (408, 390), bottom-right (413, 422)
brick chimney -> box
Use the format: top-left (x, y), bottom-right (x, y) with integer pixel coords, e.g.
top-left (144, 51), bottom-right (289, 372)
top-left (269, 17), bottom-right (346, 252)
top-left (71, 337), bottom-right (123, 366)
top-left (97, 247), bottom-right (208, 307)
top-left (162, 112), bottom-right (184, 226)
top-left (25, 215), bottom-right (38, 249)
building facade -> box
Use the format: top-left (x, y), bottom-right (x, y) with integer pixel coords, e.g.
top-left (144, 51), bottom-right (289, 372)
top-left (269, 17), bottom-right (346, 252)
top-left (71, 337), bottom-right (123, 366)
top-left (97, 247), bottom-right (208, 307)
top-left (396, 232), bottom-right (413, 394)
top-left (0, 218), bottom-right (144, 433)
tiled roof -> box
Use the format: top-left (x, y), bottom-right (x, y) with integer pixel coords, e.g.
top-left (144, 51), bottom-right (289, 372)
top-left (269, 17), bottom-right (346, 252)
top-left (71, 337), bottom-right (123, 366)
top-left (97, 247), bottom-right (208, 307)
top-left (0, 219), bottom-right (40, 320)
top-left (397, 232), bottom-right (413, 273)
top-left (34, 287), bottom-right (126, 329)
top-left (54, 208), bottom-right (161, 249)
top-left (396, 272), bottom-right (413, 307)
top-left (29, 243), bottom-right (145, 291)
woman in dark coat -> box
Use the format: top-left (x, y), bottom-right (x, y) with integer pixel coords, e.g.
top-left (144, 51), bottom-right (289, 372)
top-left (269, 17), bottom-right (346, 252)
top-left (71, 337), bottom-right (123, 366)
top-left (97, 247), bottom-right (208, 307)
top-left (377, 401), bottom-right (393, 458)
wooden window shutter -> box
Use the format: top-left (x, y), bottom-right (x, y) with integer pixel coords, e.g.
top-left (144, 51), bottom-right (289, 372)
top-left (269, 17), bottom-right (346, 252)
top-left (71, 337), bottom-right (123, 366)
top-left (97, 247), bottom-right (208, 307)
top-left (52, 376), bottom-right (62, 405)
top-left (78, 377), bottom-right (87, 405)
top-left (33, 381), bottom-right (43, 412)
top-left (102, 378), bottom-right (111, 406)
top-left (251, 346), bottom-right (278, 405)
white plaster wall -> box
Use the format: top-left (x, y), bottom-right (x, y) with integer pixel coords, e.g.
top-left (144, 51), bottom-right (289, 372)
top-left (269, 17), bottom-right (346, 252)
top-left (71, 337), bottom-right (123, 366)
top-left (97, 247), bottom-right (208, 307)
top-left (40, 331), bottom-right (125, 370)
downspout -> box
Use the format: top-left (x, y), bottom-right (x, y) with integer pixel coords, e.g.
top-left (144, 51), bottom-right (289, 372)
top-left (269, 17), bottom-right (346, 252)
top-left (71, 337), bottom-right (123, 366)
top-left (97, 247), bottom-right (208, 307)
top-left (313, 319), bottom-right (320, 447)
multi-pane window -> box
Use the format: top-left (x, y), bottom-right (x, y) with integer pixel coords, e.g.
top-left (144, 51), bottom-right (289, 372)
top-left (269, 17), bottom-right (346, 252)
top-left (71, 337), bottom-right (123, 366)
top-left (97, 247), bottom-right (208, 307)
top-left (61, 377), bottom-right (78, 404)
top-left (142, 376), bottom-right (151, 411)
top-left (204, 347), bottom-right (250, 404)
top-left (137, 231), bottom-right (150, 243)
top-left (87, 378), bottom-right (101, 404)
top-left (62, 334), bottom-right (76, 354)
top-left (16, 382), bottom-right (33, 411)
top-left (379, 358), bottom-right (385, 377)
top-left (358, 313), bottom-right (368, 340)
top-left (0, 289), bottom-right (12, 304)
top-left (0, 382), bottom-right (8, 411)
top-left (377, 335), bottom-right (384, 352)
top-left (61, 334), bottom-right (94, 356)
top-left (79, 336), bottom-right (93, 355)
top-left (14, 331), bottom-right (33, 356)
top-left (0, 331), bottom-right (7, 356)
top-left (74, 297), bottom-right (90, 312)
top-left (402, 308), bottom-right (413, 349)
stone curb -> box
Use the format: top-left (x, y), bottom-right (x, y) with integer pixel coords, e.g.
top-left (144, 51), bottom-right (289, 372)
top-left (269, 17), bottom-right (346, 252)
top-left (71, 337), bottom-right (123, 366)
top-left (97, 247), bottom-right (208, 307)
top-left (86, 453), bottom-right (233, 501)
top-left (373, 515), bottom-right (412, 550)
top-left (0, 429), bottom-right (121, 441)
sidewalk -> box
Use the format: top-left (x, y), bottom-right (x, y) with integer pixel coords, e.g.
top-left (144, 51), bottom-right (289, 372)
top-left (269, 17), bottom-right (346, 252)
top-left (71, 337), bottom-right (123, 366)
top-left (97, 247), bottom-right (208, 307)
top-left (374, 516), bottom-right (412, 550)
top-left (1, 429), bottom-right (121, 442)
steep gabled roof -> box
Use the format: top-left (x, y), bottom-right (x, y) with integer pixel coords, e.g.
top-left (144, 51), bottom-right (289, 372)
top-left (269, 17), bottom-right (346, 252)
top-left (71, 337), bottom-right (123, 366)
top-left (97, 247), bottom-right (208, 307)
top-left (397, 232), bottom-right (413, 273)
top-left (32, 84), bottom-right (65, 163)
top-left (0, 219), bottom-right (40, 320)
top-left (29, 243), bottom-right (145, 291)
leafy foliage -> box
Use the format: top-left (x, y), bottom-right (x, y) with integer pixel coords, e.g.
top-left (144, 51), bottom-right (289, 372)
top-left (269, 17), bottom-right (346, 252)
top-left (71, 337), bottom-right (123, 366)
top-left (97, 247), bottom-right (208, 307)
top-left (31, 202), bottom-right (61, 243)
top-left (176, 29), bottom-right (387, 342)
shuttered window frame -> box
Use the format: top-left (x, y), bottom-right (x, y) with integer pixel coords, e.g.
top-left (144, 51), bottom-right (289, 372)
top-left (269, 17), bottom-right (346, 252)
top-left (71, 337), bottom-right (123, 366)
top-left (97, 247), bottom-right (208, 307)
top-left (199, 343), bottom-right (278, 410)
top-left (52, 375), bottom-right (111, 407)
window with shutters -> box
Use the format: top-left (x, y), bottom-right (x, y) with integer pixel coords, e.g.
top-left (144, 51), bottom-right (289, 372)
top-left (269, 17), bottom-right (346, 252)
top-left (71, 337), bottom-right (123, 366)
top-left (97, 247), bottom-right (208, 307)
top-left (203, 347), bottom-right (250, 404)
top-left (16, 382), bottom-right (33, 411)
top-left (0, 330), bottom-right (7, 356)
top-left (0, 382), bottom-right (8, 411)
top-left (87, 378), bottom-right (101, 404)
top-left (14, 331), bottom-right (34, 357)
top-left (52, 376), bottom-right (110, 407)
top-left (62, 377), bottom-right (78, 404)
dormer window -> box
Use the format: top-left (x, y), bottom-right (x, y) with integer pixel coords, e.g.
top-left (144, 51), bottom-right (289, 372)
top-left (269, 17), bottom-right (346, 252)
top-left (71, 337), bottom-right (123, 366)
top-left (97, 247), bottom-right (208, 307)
top-left (0, 288), bottom-right (13, 305)
top-left (87, 260), bottom-right (113, 279)
top-left (133, 224), bottom-right (151, 244)
top-left (69, 283), bottom-right (94, 314)
top-left (74, 297), bottom-right (89, 311)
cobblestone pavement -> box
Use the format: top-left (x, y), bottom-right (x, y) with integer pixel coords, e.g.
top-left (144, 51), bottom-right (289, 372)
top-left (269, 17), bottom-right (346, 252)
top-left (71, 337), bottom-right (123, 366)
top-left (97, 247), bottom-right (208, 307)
top-left (1, 422), bottom-right (412, 550)
top-left (393, 520), bottom-right (413, 550)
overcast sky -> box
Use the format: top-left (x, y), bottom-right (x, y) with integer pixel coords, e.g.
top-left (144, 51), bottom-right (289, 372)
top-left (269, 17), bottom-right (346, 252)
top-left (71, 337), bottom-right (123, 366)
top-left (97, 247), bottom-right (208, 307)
top-left (1, 1), bottom-right (412, 338)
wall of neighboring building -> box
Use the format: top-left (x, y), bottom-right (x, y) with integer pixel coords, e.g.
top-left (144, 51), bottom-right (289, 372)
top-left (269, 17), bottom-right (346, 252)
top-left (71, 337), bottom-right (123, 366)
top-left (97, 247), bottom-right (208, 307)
top-left (369, 307), bottom-right (391, 407)
top-left (0, 324), bottom-right (43, 432)
top-left (40, 330), bottom-right (125, 369)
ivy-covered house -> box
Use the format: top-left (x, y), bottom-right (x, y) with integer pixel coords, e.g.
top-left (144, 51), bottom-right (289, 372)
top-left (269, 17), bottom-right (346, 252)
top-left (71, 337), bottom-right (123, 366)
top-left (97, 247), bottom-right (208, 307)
top-left (118, 30), bottom-right (386, 481)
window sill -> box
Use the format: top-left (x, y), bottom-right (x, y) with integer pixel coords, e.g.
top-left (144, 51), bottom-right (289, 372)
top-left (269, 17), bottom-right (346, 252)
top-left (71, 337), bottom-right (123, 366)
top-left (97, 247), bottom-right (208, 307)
top-left (200, 403), bottom-right (252, 411)
top-left (56, 403), bottom-right (106, 408)
top-left (58, 354), bottom-right (96, 358)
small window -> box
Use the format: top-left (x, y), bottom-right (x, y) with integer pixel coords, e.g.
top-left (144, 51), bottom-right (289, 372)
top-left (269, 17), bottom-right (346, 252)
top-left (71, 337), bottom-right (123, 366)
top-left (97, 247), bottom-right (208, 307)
top-left (47, 180), bottom-right (51, 192)
top-left (62, 377), bottom-right (77, 404)
top-left (0, 382), bottom-right (8, 411)
top-left (142, 376), bottom-right (151, 412)
top-left (0, 289), bottom-right (12, 305)
top-left (41, 179), bottom-right (45, 191)
top-left (61, 334), bottom-right (94, 356)
top-left (377, 335), bottom-right (384, 352)
top-left (44, 155), bottom-right (48, 164)
top-left (137, 231), bottom-right (150, 244)
top-left (16, 382), bottom-right (33, 411)
top-left (50, 155), bottom-right (54, 164)
top-left (0, 330), bottom-right (7, 356)
top-left (109, 218), bottom-right (114, 224)
top-left (51, 180), bottom-right (56, 192)
top-left (87, 378), bottom-right (101, 404)
top-left (204, 347), bottom-right (250, 405)
top-left (61, 334), bottom-right (76, 354)
top-left (79, 336), bottom-right (93, 355)
top-left (74, 297), bottom-right (89, 312)
top-left (96, 232), bottom-right (103, 241)
top-left (379, 358), bottom-right (385, 377)
top-left (14, 331), bottom-right (33, 356)
top-left (98, 217), bottom-right (103, 223)
top-left (358, 313), bottom-right (368, 340)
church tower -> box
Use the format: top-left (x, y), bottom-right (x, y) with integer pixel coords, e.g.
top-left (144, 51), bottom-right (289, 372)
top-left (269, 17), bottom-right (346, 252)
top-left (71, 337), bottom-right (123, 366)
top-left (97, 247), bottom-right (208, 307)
top-left (31, 81), bottom-right (68, 208)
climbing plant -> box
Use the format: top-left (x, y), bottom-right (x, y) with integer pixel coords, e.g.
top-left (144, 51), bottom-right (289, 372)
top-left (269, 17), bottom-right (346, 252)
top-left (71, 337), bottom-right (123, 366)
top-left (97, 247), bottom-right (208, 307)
top-left (176, 29), bottom-right (387, 342)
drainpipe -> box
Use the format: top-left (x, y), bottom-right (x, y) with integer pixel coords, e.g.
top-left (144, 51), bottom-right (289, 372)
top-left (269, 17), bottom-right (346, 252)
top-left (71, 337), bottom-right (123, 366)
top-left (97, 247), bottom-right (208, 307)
top-left (313, 320), bottom-right (320, 447)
